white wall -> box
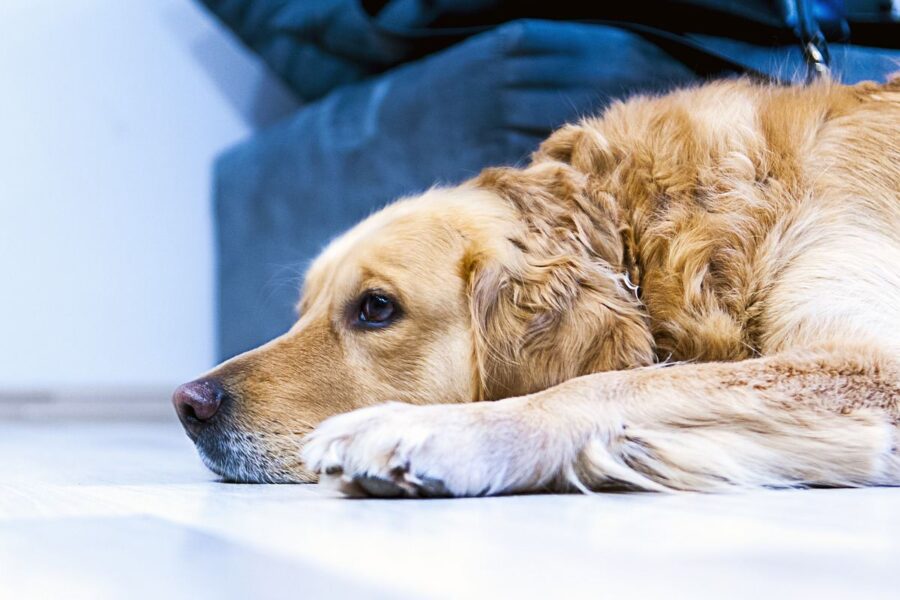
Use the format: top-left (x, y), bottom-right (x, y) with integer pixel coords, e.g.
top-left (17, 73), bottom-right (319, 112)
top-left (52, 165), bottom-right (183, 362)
top-left (0, 0), bottom-right (297, 391)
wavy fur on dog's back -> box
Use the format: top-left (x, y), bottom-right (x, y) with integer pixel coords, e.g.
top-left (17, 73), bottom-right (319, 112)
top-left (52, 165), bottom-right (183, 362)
top-left (528, 77), bottom-right (900, 361)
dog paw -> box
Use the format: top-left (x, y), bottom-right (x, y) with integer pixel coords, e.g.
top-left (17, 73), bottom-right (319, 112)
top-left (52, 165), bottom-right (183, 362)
top-left (301, 400), bottom-right (555, 498)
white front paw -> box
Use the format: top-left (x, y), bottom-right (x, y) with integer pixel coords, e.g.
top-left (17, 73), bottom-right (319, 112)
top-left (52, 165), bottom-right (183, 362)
top-left (301, 400), bottom-right (550, 498)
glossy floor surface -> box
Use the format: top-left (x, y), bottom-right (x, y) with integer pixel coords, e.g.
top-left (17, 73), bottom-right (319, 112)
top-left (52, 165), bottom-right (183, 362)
top-left (2, 420), bottom-right (899, 599)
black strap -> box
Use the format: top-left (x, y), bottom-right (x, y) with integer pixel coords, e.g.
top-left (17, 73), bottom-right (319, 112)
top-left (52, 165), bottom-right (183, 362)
top-left (356, 13), bottom-right (778, 82)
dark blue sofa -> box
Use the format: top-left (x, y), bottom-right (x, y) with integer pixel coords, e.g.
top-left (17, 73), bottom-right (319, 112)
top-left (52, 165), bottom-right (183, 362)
top-left (203, 0), bottom-right (900, 360)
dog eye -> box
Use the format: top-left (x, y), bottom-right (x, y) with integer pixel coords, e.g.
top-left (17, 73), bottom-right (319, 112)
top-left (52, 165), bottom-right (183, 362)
top-left (356, 293), bottom-right (397, 328)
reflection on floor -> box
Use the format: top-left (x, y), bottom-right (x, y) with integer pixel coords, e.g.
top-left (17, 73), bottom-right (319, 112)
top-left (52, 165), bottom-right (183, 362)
top-left (2, 420), bottom-right (899, 599)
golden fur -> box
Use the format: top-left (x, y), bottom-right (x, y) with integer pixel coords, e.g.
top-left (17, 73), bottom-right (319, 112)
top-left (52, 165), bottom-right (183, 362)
top-left (182, 76), bottom-right (900, 495)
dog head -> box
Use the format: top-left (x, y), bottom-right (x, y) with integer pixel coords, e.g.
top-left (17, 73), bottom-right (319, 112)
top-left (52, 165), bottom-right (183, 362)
top-left (173, 162), bottom-right (654, 482)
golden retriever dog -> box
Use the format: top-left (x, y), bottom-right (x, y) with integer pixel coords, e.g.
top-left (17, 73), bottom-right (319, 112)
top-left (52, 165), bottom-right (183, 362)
top-left (174, 76), bottom-right (900, 497)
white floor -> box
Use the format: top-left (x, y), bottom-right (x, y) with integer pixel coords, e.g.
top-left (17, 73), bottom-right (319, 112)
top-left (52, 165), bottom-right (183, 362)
top-left (2, 420), bottom-right (899, 599)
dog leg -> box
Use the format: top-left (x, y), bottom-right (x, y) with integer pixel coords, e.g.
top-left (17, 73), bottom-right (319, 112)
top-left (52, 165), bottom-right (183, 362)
top-left (301, 346), bottom-right (900, 497)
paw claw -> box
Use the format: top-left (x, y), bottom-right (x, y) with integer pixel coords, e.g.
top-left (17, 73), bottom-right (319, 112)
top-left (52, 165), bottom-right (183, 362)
top-left (353, 474), bottom-right (406, 498)
top-left (417, 475), bottom-right (450, 498)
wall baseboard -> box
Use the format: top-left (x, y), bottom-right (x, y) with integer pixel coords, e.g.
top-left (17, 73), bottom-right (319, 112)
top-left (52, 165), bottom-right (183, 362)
top-left (0, 386), bottom-right (178, 421)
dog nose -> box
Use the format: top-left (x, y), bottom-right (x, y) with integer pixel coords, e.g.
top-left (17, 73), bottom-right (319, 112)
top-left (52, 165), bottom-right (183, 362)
top-left (173, 379), bottom-right (226, 434)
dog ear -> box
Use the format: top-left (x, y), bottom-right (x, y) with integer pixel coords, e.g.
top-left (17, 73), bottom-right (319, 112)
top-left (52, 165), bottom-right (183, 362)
top-left (532, 123), bottom-right (615, 174)
top-left (467, 163), bottom-right (655, 401)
